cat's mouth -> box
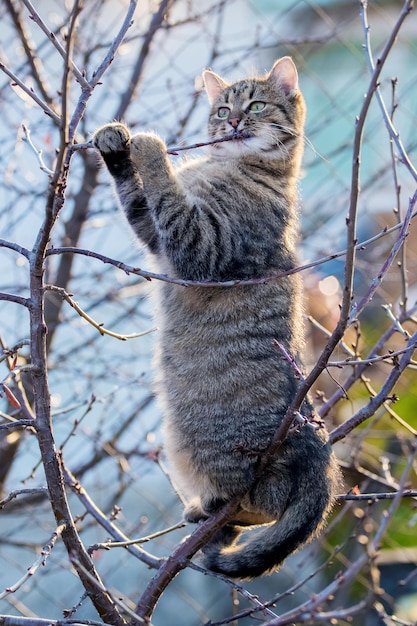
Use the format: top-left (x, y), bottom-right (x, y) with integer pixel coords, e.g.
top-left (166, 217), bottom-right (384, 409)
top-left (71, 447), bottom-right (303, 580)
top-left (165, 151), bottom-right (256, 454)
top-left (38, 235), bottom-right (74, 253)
top-left (228, 130), bottom-right (252, 142)
top-left (209, 130), bottom-right (255, 155)
top-left (213, 131), bottom-right (253, 148)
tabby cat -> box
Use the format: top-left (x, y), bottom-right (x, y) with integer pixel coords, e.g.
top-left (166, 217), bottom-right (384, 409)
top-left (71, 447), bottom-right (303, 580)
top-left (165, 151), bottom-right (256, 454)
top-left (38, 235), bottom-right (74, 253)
top-left (92, 56), bottom-right (340, 579)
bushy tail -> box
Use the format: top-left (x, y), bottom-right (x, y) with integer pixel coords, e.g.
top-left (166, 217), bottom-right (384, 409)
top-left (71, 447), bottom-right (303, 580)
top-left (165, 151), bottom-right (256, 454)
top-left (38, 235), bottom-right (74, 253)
top-left (201, 451), bottom-right (340, 579)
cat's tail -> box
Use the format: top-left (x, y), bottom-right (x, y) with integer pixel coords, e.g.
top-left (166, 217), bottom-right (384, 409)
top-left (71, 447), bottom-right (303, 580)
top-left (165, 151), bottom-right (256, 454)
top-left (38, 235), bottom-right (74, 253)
top-left (201, 448), bottom-right (340, 580)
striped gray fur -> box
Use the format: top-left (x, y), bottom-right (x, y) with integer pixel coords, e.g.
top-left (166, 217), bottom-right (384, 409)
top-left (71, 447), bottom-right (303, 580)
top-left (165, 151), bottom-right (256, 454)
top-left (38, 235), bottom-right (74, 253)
top-left (93, 57), bottom-right (341, 579)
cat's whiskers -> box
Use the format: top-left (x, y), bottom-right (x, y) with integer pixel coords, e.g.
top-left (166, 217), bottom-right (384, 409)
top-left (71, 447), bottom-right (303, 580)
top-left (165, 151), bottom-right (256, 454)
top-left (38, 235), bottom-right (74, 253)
top-left (269, 123), bottom-right (325, 161)
top-left (269, 122), bottom-right (297, 134)
top-left (263, 128), bottom-right (292, 161)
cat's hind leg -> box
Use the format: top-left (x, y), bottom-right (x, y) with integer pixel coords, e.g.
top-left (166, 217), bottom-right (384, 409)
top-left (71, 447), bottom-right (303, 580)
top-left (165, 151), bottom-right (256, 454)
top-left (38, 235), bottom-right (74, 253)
top-left (184, 496), bottom-right (228, 523)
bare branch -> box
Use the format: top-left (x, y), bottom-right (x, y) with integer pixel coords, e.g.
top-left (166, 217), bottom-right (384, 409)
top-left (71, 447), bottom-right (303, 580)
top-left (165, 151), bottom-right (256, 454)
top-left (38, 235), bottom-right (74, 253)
top-left (330, 329), bottom-right (417, 443)
top-left (63, 465), bottom-right (162, 570)
top-left (339, 490), bottom-right (417, 501)
top-left (0, 487), bottom-right (48, 509)
top-left (89, 0), bottom-right (138, 90)
top-left (19, 0), bottom-right (90, 90)
top-left (0, 293), bottom-right (30, 307)
top-left (132, 498), bottom-right (241, 623)
top-left (89, 521), bottom-right (187, 553)
top-left (0, 617), bottom-right (112, 626)
top-left (361, 0), bottom-right (417, 183)
top-left (252, 0), bottom-right (416, 469)
top-left (21, 124), bottom-right (54, 175)
top-left (0, 524), bottom-right (65, 601)
top-left (113, 0), bottom-right (174, 120)
top-left (69, 557), bottom-right (145, 624)
top-left (0, 239), bottom-right (30, 258)
top-left (67, 0), bottom-right (138, 144)
top-left (44, 204), bottom-right (417, 288)
top-left (0, 60), bottom-right (61, 126)
top-left (349, 190), bottom-right (417, 322)
top-left (3, 0), bottom-right (54, 105)
top-left (45, 285), bottom-right (157, 341)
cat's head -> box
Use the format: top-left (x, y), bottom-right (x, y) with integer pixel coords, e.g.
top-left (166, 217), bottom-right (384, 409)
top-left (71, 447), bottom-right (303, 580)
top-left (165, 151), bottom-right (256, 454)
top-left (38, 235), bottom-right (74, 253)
top-left (203, 57), bottom-right (305, 160)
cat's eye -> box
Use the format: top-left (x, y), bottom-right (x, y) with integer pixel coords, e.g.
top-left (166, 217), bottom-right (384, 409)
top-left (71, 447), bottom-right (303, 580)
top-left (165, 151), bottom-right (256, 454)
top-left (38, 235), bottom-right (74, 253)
top-left (217, 107), bottom-right (230, 119)
top-left (249, 101), bottom-right (266, 112)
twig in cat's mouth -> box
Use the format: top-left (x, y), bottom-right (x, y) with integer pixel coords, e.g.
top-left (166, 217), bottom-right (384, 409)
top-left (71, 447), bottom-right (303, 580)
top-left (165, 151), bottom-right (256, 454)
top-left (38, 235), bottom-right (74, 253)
top-left (167, 133), bottom-right (250, 155)
top-left (71, 133), bottom-right (249, 154)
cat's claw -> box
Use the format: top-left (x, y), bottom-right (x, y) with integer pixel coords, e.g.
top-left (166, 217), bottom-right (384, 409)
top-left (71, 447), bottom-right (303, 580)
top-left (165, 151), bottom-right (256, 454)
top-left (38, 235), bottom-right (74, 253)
top-left (92, 123), bottom-right (131, 154)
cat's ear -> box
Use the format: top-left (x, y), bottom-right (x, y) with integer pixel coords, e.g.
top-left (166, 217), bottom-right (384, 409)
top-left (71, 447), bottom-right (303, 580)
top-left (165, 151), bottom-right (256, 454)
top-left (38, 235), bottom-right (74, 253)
top-left (202, 70), bottom-right (228, 103)
top-left (268, 57), bottom-right (299, 97)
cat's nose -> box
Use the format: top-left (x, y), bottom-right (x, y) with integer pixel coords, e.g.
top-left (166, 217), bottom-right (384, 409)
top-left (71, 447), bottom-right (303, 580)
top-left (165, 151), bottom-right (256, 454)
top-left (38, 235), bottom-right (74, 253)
top-left (228, 117), bottom-right (240, 129)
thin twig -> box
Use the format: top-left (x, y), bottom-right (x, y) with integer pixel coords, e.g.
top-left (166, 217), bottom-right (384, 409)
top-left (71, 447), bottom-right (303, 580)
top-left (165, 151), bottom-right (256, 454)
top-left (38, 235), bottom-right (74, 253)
top-left (90, 1), bottom-right (138, 90)
top-left (69, 557), bottom-right (146, 625)
top-left (0, 293), bottom-right (30, 307)
top-left (167, 134), bottom-right (251, 155)
top-left (362, 376), bottom-right (417, 436)
top-left (273, 339), bottom-right (305, 380)
top-left (44, 200), bottom-right (417, 288)
top-left (89, 522), bottom-right (186, 553)
top-left (0, 488), bottom-right (49, 509)
top-left (389, 78), bottom-right (408, 315)
top-left (318, 302), bottom-right (417, 418)
top-left (205, 539), bottom-right (354, 626)
top-left (188, 563), bottom-right (278, 623)
top-left (0, 524), bottom-right (65, 601)
top-left (3, 0), bottom-right (54, 105)
top-left (131, 498), bottom-right (241, 624)
top-left (0, 60), bottom-right (61, 125)
top-left (21, 124), bottom-right (54, 175)
top-left (349, 190), bottom-right (417, 322)
top-left (330, 329), bottom-right (417, 443)
top-left (0, 617), bottom-right (113, 626)
top-left (0, 419), bottom-right (36, 431)
top-left (113, 0), bottom-right (172, 120)
top-left (67, 0), bottom-right (138, 145)
top-left (0, 239), bottom-right (30, 258)
top-left (45, 285), bottom-right (157, 341)
top-left (63, 465), bottom-right (162, 570)
top-left (361, 0), bottom-right (417, 183)
top-left (20, 0), bottom-right (90, 89)
top-left (327, 345), bottom-right (414, 368)
top-left (339, 490), bottom-right (417, 501)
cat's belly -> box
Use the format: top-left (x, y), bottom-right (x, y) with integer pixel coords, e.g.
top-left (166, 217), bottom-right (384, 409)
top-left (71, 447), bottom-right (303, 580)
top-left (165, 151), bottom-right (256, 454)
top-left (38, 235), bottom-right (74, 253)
top-left (162, 418), bottom-right (257, 500)
top-left (158, 363), bottom-right (283, 495)
top-left (153, 283), bottom-right (301, 495)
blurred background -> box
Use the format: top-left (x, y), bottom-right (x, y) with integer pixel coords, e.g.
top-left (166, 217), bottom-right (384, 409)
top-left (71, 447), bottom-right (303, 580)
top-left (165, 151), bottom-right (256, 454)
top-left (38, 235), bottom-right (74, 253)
top-left (1, 1), bottom-right (417, 624)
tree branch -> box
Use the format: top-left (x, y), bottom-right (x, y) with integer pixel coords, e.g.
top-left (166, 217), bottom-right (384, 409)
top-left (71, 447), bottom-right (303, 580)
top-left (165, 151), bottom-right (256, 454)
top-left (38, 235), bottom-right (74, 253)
top-left (3, 0), bottom-right (54, 105)
top-left (251, 0), bottom-right (415, 471)
top-left (0, 524), bottom-right (65, 601)
top-left (63, 465), bottom-right (162, 570)
top-left (330, 329), bottom-right (417, 443)
top-left (361, 0), bottom-right (417, 183)
top-left (114, 0), bottom-right (174, 120)
top-left (20, 0), bottom-right (90, 90)
top-left (349, 189), bottom-right (417, 322)
top-left (45, 285), bottom-right (156, 341)
top-left (131, 498), bottom-right (241, 624)
top-left (0, 60), bottom-right (61, 125)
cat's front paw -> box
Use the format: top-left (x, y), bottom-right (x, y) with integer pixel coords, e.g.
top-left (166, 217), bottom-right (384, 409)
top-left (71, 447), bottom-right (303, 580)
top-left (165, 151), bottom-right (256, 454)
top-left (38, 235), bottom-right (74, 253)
top-left (92, 123), bottom-right (131, 154)
top-left (130, 132), bottom-right (167, 170)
